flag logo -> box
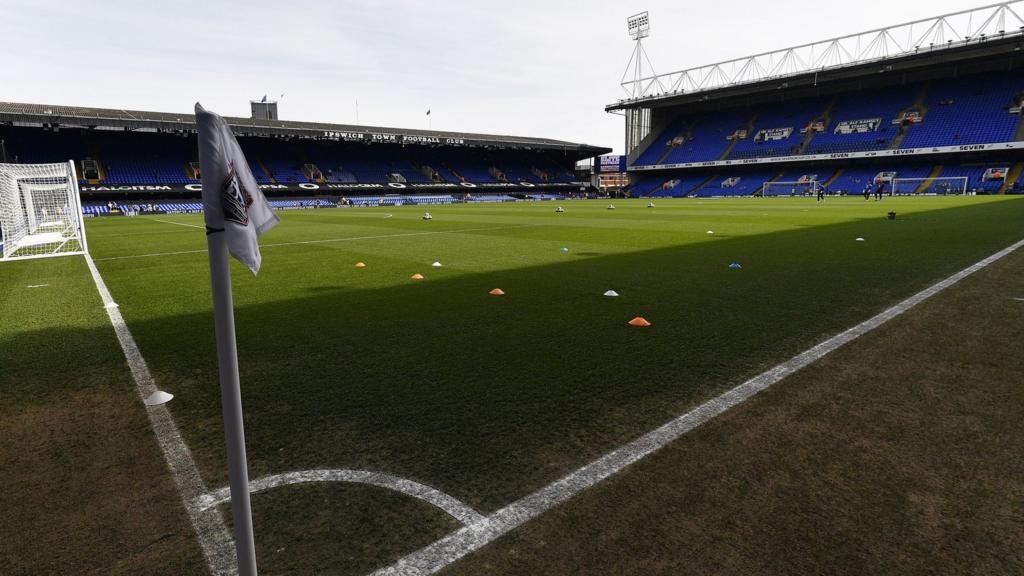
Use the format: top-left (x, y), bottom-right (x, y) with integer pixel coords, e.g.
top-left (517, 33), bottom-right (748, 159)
top-left (221, 163), bottom-right (253, 226)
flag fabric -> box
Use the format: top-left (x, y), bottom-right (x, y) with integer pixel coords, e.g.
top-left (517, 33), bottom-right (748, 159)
top-left (426, 109), bottom-right (431, 115)
top-left (261, 94), bottom-right (267, 103)
top-left (195, 103), bottom-right (279, 275)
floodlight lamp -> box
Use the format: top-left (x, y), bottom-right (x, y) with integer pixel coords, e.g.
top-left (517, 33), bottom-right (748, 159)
top-left (627, 11), bottom-right (650, 40)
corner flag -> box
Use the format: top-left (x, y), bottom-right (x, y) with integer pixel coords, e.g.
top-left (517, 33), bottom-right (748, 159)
top-left (196, 102), bottom-right (277, 576)
top-left (196, 104), bottom-right (278, 274)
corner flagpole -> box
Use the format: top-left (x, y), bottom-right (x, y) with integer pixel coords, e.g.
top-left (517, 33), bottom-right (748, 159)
top-left (207, 231), bottom-right (258, 576)
top-left (195, 103), bottom-right (278, 576)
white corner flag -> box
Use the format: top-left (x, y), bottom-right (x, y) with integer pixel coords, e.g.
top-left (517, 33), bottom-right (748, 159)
top-left (196, 102), bottom-right (277, 576)
top-left (196, 104), bottom-right (278, 274)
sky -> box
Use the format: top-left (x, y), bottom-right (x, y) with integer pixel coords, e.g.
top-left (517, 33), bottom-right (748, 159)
top-left (0, 0), bottom-right (995, 153)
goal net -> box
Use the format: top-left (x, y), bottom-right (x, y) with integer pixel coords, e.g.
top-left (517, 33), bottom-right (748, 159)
top-left (0, 161), bottom-right (88, 261)
top-left (890, 177), bottom-right (968, 195)
top-left (762, 180), bottom-right (822, 196)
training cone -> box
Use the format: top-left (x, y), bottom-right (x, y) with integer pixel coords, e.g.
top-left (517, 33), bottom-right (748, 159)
top-left (855, 237), bottom-right (865, 242)
top-left (431, 261), bottom-right (442, 267)
top-left (729, 263), bottom-right (742, 269)
top-left (410, 273), bottom-right (424, 280)
top-left (355, 262), bottom-right (366, 268)
top-left (560, 247), bottom-right (569, 253)
top-left (707, 230), bottom-right (714, 235)
top-left (628, 317), bottom-right (651, 327)
top-left (604, 290), bottom-right (619, 297)
top-left (489, 288), bottom-right (505, 296)
top-left (143, 390), bottom-right (174, 406)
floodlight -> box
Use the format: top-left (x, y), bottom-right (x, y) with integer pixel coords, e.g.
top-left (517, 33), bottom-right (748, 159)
top-left (627, 11), bottom-right (650, 40)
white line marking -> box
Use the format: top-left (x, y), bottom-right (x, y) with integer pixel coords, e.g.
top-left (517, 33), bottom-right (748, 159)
top-left (152, 218), bottom-right (205, 229)
top-left (94, 248), bottom-right (210, 261)
top-left (85, 254), bottom-right (237, 576)
top-left (372, 237), bottom-right (1024, 576)
top-left (195, 469), bottom-right (484, 526)
top-left (26, 284), bottom-right (49, 288)
top-left (92, 224), bottom-right (537, 262)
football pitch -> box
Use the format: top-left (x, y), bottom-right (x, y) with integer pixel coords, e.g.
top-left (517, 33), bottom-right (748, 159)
top-left (3, 196), bottom-right (1024, 575)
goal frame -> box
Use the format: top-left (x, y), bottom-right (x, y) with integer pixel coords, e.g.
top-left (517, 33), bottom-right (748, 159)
top-left (0, 160), bottom-right (88, 262)
top-left (761, 180), bottom-right (822, 196)
top-left (890, 176), bottom-right (968, 196)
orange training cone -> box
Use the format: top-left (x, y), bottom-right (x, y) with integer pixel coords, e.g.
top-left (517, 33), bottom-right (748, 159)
top-left (410, 273), bottom-right (424, 280)
top-left (489, 288), bottom-right (505, 296)
top-left (628, 316), bottom-right (651, 327)
top-left (355, 262), bottom-right (366, 268)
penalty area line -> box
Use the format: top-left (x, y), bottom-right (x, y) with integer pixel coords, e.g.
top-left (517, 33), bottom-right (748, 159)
top-left (372, 236), bottom-right (1024, 576)
top-left (85, 254), bottom-right (237, 576)
top-left (92, 224), bottom-right (539, 261)
top-left (150, 217), bottom-right (206, 229)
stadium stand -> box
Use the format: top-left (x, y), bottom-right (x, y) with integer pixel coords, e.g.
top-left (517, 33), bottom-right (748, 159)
top-left (900, 73), bottom-right (1023, 148)
top-left (729, 100), bottom-right (825, 160)
top-left (0, 103), bottom-right (601, 205)
top-left (631, 70), bottom-right (1024, 169)
top-left (628, 162), bottom-right (1022, 198)
top-left (661, 109), bottom-right (752, 164)
top-left (802, 86), bottom-right (918, 155)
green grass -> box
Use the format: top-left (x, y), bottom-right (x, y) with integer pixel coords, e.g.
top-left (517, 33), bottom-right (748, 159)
top-left (447, 232), bottom-right (1024, 576)
top-left (0, 257), bottom-right (207, 575)
top-left (4, 196), bottom-right (1024, 574)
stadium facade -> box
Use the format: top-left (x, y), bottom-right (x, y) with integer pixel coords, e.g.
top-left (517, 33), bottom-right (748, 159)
top-left (610, 2), bottom-right (1024, 197)
top-left (0, 102), bottom-right (609, 212)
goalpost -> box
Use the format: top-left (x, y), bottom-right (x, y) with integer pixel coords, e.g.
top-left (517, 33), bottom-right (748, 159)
top-left (890, 177), bottom-right (968, 196)
top-left (761, 180), bottom-right (822, 196)
top-left (0, 161), bottom-right (88, 261)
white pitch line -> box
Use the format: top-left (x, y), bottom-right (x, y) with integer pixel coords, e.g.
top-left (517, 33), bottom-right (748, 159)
top-left (372, 237), bottom-right (1024, 576)
top-left (151, 218), bottom-right (206, 229)
top-left (92, 224), bottom-right (538, 262)
top-left (85, 254), bottom-right (237, 576)
top-left (195, 469), bottom-right (484, 527)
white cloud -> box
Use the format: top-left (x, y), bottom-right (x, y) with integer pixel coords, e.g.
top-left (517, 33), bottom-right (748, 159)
top-left (0, 0), bottom-right (989, 153)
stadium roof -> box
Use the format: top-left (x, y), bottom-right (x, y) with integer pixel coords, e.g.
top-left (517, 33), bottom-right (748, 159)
top-left (607, 1), bottom-right (1024, 112)
top-left (0, 101), bottom-right (609, 157)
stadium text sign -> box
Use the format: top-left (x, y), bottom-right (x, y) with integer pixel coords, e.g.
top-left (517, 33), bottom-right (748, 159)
top-left (598, 154), bottom-right (626, 173)
top-left (322, 130), bottom-right (466, 146)
top-left (79, 181), bottom-right (584, 195)
top-left (756, 127), bottom-right (793, 142)
top-left (835, 118), bottom-right (881, 134)
top-left (629, 141), bottom-right (1024, 172)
